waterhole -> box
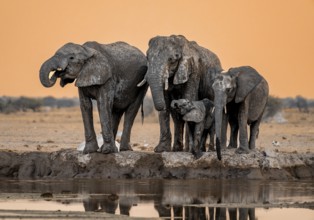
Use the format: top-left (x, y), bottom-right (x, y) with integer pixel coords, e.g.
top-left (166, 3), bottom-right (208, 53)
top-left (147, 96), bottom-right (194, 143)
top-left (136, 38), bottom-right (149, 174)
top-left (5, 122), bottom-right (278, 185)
top-left (0, 179), bottom-right (313, 219)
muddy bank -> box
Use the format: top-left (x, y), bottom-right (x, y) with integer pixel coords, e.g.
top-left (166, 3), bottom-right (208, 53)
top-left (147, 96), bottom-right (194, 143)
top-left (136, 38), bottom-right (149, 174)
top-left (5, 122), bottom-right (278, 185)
top-left (0, 149), bottom-right (313, 179)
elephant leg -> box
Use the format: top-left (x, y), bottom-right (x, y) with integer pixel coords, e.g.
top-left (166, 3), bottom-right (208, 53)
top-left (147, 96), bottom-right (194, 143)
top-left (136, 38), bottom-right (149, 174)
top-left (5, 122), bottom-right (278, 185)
top-left (239, 208), bottom-right (248, 220)
top-left (236, 103), bottom-right (250, 154)
top-left (208, 124), bottom-right (216, 151)
top-left (172, 114), bottom-right (184, 152)
top-left (249, 117), bottom-right (262, 150)
top-left (79, 89), bottom-right (98, 154)
top-left (248, 208), bottom-right (255, 220)
top-left (184, 123), bottom-right (190, 152)
top-left (112, 111), bottom-right (123, 140)
top-left (200, 128), bottom-right (209, 152)
top-left (154, 109), bottom-right (172, 152)
top-left (97, 90), bottom-right (118, 154)
top-left (120, 86), bottom-right (148, 151)
top-left (228, 208), bottom-right (237, 220)
top-left (188, 123), bottom-right (194, 153)
top-left (228, 116), bottom-right (238, 149)
top-left (120, 105), bottom-right (142, 151)
top-left (193, 123), bottom-right (204, 159)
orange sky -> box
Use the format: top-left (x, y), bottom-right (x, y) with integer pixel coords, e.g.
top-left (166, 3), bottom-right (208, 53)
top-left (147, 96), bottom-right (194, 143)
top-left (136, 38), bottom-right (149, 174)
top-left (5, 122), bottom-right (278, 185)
top-left (0, 0), bottom-right (313, 98)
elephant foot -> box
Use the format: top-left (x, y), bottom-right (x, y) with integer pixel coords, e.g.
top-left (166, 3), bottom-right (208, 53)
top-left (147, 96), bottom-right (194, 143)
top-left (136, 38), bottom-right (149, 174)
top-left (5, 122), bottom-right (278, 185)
top-left (83, 140), bottom-right (99, 154)
top-left (120, 143), bottom-right (133, 152)
top-left (200, 145), bottom-right (206, 152)
top-left (99, 143), bottom-right (118, 154)
top-left (249, 144), bottom-right (256, 150)
top-left (172, 143), bottom-right (184, 152)
top-left (193, 151), bottom-right (203, 160)
top-left (207, 144), bottom-right (215, 152)
top-left (154, 140), bottom-right (171, 153)
top-left (235, 147), bottom-right (250, 154)
top-left (227, 145), bottom-right (237, 149)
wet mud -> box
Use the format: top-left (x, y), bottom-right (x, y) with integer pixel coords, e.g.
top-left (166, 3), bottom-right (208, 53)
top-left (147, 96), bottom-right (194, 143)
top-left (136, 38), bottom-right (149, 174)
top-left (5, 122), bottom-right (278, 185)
top-left (0, 149), bottom-right (313, 180)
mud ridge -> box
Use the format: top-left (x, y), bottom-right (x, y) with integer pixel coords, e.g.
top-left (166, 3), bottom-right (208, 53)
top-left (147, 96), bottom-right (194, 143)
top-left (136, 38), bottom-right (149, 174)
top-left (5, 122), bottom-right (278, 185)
top-left (0, 149), bottom-right (313, 179)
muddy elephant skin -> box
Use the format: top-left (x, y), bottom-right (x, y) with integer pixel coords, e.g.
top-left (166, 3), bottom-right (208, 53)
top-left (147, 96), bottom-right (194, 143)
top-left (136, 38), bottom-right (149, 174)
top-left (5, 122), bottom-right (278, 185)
top-left (141, 35), bottom-right (222, 153)
top-left (39, 41), bottom-right (148, 154)
top-left (212, 66), bottom-right (269, 159)
top-left (171, 98), bottom-right (215, 159)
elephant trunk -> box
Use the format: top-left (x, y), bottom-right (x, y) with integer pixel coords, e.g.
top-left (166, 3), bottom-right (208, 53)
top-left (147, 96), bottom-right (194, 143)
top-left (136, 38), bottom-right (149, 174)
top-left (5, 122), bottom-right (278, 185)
top-left (214, 92), bottom-right (227, 160)
top-left (147, 64), bottom-right (167, 111)
top-left (39, 56), bottom-right (60, 88)
top-left (214, 106), bottom-right (223, 160)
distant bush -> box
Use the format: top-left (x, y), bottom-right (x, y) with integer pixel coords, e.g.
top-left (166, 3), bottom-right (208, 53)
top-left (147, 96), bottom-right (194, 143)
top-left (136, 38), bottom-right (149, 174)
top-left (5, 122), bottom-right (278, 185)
top-left (295, 95), bottom-right (309, 113)
top-left (0, 96), bottom-right (42, 113)
top-left (0, 96), bottom-right (79, 113)
top-left (263, 95), bottom-right (283, 120)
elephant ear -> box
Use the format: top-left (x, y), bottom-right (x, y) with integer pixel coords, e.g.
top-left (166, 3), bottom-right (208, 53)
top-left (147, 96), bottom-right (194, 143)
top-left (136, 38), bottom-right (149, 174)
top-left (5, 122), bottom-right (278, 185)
top-left (75, 46), bottom-right (112, 87)
top-left (173, 57), bottom-right (195, 85)
top-left (183, 101), bottom-right (206, 123)
top-left (231, 67), bottom-right (263, 103)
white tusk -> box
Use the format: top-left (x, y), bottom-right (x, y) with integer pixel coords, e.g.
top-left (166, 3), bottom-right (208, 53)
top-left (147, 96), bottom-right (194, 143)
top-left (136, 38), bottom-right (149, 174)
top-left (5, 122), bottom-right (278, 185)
top-left (164, 69), bottom-right (169, 91)
top-left (211, 106), bottom-right (215, 114)
top-left (164, 77), bottom-right (169, 90)
top-left (57, 67), bottom-right (62, 71)
top-left (221, 69), bottom-right (228, 74)
top-left (224, 106), bottom-right (227, 114)
top-left (137, 78), bottom-right (147, 87)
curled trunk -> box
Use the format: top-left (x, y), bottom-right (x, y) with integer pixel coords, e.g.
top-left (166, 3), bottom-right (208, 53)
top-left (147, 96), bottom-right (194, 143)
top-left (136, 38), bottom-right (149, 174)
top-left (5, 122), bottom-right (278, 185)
top-left (39, 56), bottom-right (59, 87)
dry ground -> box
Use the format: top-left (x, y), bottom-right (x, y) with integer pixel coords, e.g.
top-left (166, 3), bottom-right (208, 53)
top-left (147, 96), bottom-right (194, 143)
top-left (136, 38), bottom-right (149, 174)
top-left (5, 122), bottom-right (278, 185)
top-left (0, 107), bottom-right (313, 154)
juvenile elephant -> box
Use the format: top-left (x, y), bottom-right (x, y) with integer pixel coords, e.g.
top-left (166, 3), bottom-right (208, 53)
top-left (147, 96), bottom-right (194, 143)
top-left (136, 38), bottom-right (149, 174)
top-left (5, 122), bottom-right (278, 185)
top-left (171, 98), bottom-right (215, 159)
top-left (138, 35), bottom-right (222, 153)
top-left (39, 41), bottom-right (148, 154)
top-left (212, 66), bottom-right (269, 158)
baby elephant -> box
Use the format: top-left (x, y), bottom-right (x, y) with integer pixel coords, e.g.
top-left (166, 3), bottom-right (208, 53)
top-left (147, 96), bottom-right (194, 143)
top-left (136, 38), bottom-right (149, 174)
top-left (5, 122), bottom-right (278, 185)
top-left (171, 98), bottom-right (215, 159)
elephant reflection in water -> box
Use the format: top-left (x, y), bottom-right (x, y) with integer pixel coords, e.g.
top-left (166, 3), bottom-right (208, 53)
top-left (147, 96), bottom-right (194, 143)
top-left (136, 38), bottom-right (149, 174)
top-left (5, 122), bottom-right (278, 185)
top-left (83, 194), bottom-right (136, 216)
top-left (154, 202), bottom-right (255, 220)
top-left (228, 208), bottom-right (255, 220)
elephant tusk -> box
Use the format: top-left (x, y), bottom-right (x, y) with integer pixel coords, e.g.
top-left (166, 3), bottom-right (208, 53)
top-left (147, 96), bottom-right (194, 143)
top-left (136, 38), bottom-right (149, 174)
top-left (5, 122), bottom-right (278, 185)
top-left (211, 106), bottom-right (215, 114)
top-left (224, 106), bottom-right (227, 114)
top-left (137, 78), bottom-right (147, 87)
top-left (164, 78), bottom-right (169, 90)
top-left (57, 67), bottom-right (63, 71)
top-left (164, 69), bottom-right (169, 90)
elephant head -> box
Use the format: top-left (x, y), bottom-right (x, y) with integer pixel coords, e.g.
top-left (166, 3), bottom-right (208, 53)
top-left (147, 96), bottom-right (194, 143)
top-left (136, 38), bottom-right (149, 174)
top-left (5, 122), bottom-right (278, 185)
top-left (143, 35), bottom-right (196, 111)
top-left (171, 98), bottom-right (214, 123)
top-left (212, 66), bottom-right (263, 160)
top-left (39, 42), bottom-right (112, 88)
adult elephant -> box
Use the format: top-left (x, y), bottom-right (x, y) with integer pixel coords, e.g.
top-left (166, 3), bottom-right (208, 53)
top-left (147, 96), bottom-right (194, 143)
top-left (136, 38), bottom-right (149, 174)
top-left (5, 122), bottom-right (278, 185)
top-left (39, 41), bottom-right (148, 154)
top-left (212, 66), bottom-right (269, 158)
top-left (139, 35), bottom-right (222, 152)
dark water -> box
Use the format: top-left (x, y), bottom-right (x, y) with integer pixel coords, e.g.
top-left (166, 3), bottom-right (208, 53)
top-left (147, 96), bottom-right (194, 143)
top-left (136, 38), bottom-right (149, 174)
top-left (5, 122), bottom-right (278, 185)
top-left (0, 179), bottom-right (313, 219)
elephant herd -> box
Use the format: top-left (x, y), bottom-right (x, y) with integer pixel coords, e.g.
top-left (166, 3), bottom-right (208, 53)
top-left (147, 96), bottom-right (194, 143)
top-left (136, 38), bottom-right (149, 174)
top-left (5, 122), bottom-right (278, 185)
top-left (39, 35), bottom-right (269, 160)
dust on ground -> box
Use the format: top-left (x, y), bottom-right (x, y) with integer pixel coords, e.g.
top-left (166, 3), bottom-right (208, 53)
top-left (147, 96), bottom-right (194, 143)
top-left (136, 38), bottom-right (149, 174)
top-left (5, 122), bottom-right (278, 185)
top-left (0, 107), bottom-right (313, 154)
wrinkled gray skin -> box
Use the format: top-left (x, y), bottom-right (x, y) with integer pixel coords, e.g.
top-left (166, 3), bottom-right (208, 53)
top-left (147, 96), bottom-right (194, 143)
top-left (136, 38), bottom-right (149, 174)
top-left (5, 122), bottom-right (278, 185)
top-left (39, 41), bottom-right (148, 154)
top-left (212, 66), bottom-right (269, 158)
top-left (171, 98), bottom-right (214, 159)
top-left (141, 35), bottom-right (222, 153)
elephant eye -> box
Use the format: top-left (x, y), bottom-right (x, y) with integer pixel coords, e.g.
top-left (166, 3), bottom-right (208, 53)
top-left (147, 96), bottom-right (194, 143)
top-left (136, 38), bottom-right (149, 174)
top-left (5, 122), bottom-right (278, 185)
top-left (69, 56), bottom-right (75, 60)
top-left (226, 88), bottom-right (232, 93)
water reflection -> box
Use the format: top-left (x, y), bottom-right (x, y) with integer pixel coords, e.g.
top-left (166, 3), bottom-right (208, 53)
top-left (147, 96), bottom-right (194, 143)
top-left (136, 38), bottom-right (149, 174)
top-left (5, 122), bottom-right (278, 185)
top-left (0, 179), bottom-right (313, 219)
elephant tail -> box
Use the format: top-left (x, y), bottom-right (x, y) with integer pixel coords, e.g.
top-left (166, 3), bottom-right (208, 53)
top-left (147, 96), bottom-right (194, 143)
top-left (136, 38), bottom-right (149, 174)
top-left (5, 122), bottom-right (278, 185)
top-left (141, 100), bottom-right (144, 124)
